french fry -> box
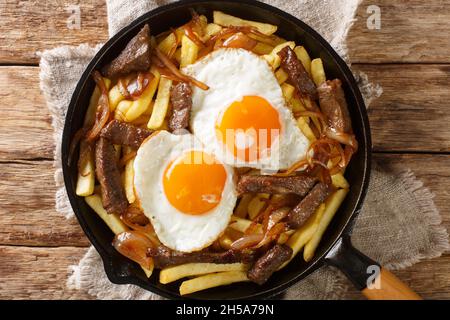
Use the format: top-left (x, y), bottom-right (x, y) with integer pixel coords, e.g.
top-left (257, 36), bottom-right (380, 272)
top-left (331, 173), bottom-right (350, 189)
top-left (108, 84), bottom-right (126, 111)
top-left (234, 194), bottom-right (253, 218)
top-left (125, 69), bottom-right (160, 122)
top-left (247, 193), bottom-right (270, 219)
top-left (160, 263), bottom-right (247, 284)
top-left (219, 234), bottom-right (233, 249)
top-left (179, 271), bottom-right (249, 295)
top-left (278, 204), bottom-right (325, 269)
top-left (84, 194), bottom-right (153, 277)
top-left (213, 11), bottom-right (277, 35)
top-left (157, 32), bottom-right (177, 55)
top-left (85, 194), bottom-right (128, 235)
top-left (75, 141), bottom-right (95, 197)
top-left (275, 68), bottom-right (288, 84)
top-left (294, 46), bottom-right (312, 75)
top-left (252, 42), bottom-right (274, 55)
top-left (174, 47), bottom-right (182, 64)
top-left (147, 77), bottom-right (173, 130)
top-left (277, 230), bottom-right (295, 245)
top-left (84, 78), bottom-right (111, 126)
top-left (201, 23), bottom-right (222, 42)
top-left (124, 151), bottom-right (136, 204)
top-left (311, 58), bottom-right (326, 87)
top-left (281, 83), bottom-right (295, 101)
top-left (263, 41), bottom-right (295, 69)
top-left (297, 117), bottom-right (316, 142)
top-left (114, 100), bottom-right (133, 121)
top-left (304, 189), bottom-right (349, 262)
top-left (180, 35), bottom-right (199, 68)
top-left (229, 216), bottom-right (262, 233)
top-left (290, 96), bottom-right (307, 114)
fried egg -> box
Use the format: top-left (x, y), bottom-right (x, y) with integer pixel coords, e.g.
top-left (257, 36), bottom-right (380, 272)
top-left (133, 131), bottom-right (237, 252)
top-left (183, 48), bottom-right (310, 172)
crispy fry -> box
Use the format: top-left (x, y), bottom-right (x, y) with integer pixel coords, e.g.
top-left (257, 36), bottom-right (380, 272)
top-left (263, 41), bottom-right (295, 69)
top-left (114, 100), bottom-right (133, 121)
top-left (252, 42), bottom-right (274, 55)
top-left (147, 77), bottom-right (173, 129)
top-left (125, 69), bottom-right (160, 122)
top-left (160, 263), bottom-right (247, 284)
top-left (234, 194), bottom-right (253, 218)
top-left (281, 83), bottom-right (295, 101)
top-left (311, 58), bottom-right (326, 87)
top-left (123, 149), bottom-right (136, 204)
top-left (179, 271), bottom-right (249, 295)
top-left (331, 173), bottom-right (350, 189)
top-left (247, 193), bottom-right (270, 220)
top-left (275, 68), bottom-right (289, 84)
top-left (108, 84), bottom-right (125, 111)
top-left (297, 117), bottom-right (316, 142)
top-left (290, 96), bottom-right (307, 114)
top-left (173, 47), bottom-right (182, 63)
top-left (213, 11), bottom-right (277, 35)
top-left (201, 23), bottom-right (222, 42)
top-left (304, 189), bottom-right (348, 262)
top-left (294, 46), bottom-right (312, 75)
top-left (180, 35), bottom-right (199, 68)
top-left (157, 32), bottom-right (178, 55)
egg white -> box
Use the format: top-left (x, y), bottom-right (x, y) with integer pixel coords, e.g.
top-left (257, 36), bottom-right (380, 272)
top-left (133, 131), bottom-right (237, 252)
top-left (183, 48), bottom-right (310, 172)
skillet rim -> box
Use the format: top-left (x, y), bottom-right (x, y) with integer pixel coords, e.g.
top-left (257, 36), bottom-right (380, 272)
top-left (62, 0), bottom-right (372, 300)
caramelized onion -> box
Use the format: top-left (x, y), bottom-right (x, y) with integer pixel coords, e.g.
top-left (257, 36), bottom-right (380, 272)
top-left (222, 32), bottom-right (258, 50)
top-left (230, 234), bottom-right (264, 250)
top-left (118, 150), bottom-right (137, 168)
top-left (154, 48), bottom-right (209, 90)
top-left (85, 71), bottom-right (110, 142)
top-left (255, 222), bottom-right (288, 249)
top-left (68, 127), bottom-right (87, 166)
top-left (113, 231), bottom-right (155, 269)
top-left (183, 25), bottom-right (204, 47)
top-left (325, 129), bottom-right (358, 150)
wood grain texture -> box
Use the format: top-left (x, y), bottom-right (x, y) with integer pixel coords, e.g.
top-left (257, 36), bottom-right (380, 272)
top-left (0, 246), bottom-right (91, 299)
top-left (1, 0), bottom-right (450, 64)
top-left (0, 0), bottom-right (108, 64)
top-left (348, 0), bottom-right (450, 63)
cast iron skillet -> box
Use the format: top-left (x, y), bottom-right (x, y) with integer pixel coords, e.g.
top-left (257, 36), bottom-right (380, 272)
top-left (62, 0), bottom-right (420, 300)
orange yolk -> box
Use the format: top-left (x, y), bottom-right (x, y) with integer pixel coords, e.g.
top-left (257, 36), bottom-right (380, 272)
top-left (216, 96), bottom-right (281, 162)
top-left (163, 151), bottom-right (227, 215)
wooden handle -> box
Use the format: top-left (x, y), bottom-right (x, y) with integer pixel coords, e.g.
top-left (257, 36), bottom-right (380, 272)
top-left (362, 268), bottom-right (422, 300)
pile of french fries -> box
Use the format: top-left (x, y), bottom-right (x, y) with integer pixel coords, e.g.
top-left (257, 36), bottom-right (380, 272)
top-left (76, 11), bottom-right (350, 296)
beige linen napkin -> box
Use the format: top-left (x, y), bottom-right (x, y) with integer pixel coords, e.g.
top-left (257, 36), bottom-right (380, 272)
top-left (39, 0), bottom-right (449, 300)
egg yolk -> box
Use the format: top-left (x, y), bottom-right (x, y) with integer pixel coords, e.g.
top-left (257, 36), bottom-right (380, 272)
top-left (163, 151), bottom-right (227, 215)
top-left (216, 96), bottom-right (281, 162)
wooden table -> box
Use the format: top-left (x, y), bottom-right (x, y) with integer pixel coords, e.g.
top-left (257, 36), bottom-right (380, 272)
top-left (0, 0), bottom-right (449, 299)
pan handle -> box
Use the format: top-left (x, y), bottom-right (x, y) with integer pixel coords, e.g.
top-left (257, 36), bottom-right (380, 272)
top-left (325, 235), bottom-right (422, 300)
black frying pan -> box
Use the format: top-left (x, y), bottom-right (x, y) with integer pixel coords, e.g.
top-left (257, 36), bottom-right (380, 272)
top-left (62, 0), bottom-right (420, 300)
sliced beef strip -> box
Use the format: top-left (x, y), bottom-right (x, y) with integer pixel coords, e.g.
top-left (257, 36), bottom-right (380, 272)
top-left (95, 137), bottom-right (128, 215)
top-left (237, 175), bottom-right (317, 197)
top-left (101, 24), bottom-right (153, 78)
top-left (247, 244), bottom-right (292, 285)
top-left (168, 82), bottom-right (193, 132)
top-left (147, 245), bottom-right (257, 268)
top-left (287, 182), bottom-right (331, 229)
top-left (100, 120), bottom-right (152, 149)
top-left (278, 46), bottom-right (318, 100)
top-left (318, 79), bottom-right (352, 133)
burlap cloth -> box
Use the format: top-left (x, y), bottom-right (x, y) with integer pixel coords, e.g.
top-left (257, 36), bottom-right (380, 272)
top-left (39, 0), bottom-right (449, 300)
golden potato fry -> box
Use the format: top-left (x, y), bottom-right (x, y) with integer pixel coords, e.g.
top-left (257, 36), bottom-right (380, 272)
top-left (174, 47), bottom-right (182, 63)
top-left (85, 194), bottom-right (128, 235)
top-left (304, 189), bottom-right (349, 262)
top-left (297, 117), bottom-right (316, 142)
top-left (294, 46), bottom-right (312, 75)
top-left (311, 58), bottom-right (326, 87)
top-left (252, 42), bottom-right (274, 55)
top-left (124, 159), bottom-right (136, 204)
top-left (229, 216), bottom-right (262, 233)
top-left (234, 194), bottom-right (253, 218)
top-left (180, 35), bottom-right (199, 68)
top-left (201, 23), bottom-right (222, 42)
top-left (263, 41), bottom-right (295, 69)
top-left (275, 68), bottom-right (288, 84)
top-left (277, 230), bottom-right (295, 245)
top-left (108, 84), bottom-right (125, 111)
top-left (281, 83), bottom-right (295, 101)
top-left (179, 271), bottom-right (249, 295)
top-left (213, 11), bottom-right (277, 35)
top-left (247, 193), bottom-right (270, 219)
top-left (278, 204), bottom-right (325, 269)
top-left (125, 69), bottom-right (160, 122)
top-left (157, 32), bottom-right (177, 55)
top-left (147, 77), bottom-right (173, 130)
top-left (160, 263), bottom-right (247, 284)
top-left (331, 173), bottom-right (350, 189)
top-left (290, 97), bottom-right (307, 114)
top-left (75, 141), bottom-right (95, 197)
top-left (114, 100), bottom-right (133, 121)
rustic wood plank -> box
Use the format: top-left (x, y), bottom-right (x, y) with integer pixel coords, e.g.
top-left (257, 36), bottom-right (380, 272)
top-left (0, 67), bottom-right (54, 160)
top-left (0, 0), bottom-right (108, 64)
top-left (353, 63), bottom-right (450, 152)
top-left (1, 0), bottom-right (450, 64)
top-left (1, 65), bottom-right (449, 160)
top-left (0, 246), bottom-right (448, 299)
top-left (0, 246), bottom-right (91, 299)
top-left (347, 0), bottom-right (450, 63)
top-left (0, 160), bottom-right (89, 247)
